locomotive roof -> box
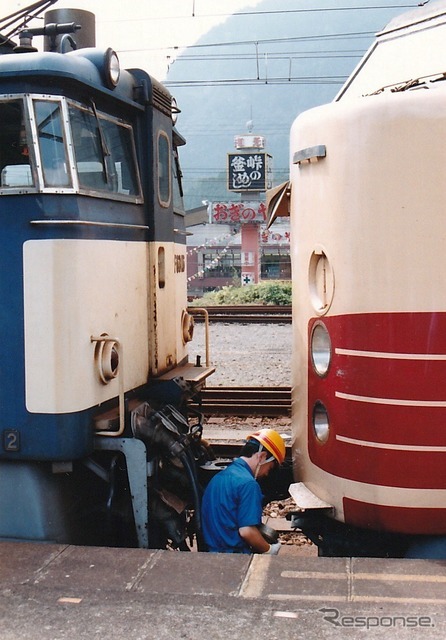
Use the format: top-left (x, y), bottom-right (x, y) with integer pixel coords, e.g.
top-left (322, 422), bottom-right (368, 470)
top-left (0, 48), bottom-right (171, 112)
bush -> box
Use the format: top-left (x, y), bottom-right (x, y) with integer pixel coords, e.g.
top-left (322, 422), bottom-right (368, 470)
top-left (190, 281), bottom-right (292, 306)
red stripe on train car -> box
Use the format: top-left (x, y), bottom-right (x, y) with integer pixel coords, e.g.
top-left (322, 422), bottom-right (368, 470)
top-left (333, 355), bottom-right (446, 403)
top-left (310, 437), bottom-right (446, 489)
top-left (307, 312), bottom-right (446, 489)
top-left (323, 312), bottom-right (446, 353)
top-left (308, 393), bottom-right (446, 448)
top-left (343, 498), bottom-right (446, 535)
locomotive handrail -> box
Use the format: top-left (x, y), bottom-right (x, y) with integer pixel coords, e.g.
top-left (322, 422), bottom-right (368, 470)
top-left (30, 220), bottom-right (149, 230)
top-left (90, 335), bottom-right (125, 437)
top-left (188, 307), bottom-right (211, 367)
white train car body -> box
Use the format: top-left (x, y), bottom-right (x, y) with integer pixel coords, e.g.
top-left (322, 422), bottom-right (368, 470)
top-left (288, 1), bottom-right (446, 553)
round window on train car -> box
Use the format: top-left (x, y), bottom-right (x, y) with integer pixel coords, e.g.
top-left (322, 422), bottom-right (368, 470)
top-left (313, 401), bottom-right (330, 443)
top-left (310, 322), bottom-right (332, 376)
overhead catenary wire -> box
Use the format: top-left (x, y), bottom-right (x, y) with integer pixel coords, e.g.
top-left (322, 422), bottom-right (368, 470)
top-left (122, 31), bottom-right (374, 86)
top-left (155, 4), bottom-right (419, 199)
top-left (102, 4), bottom-right (418, 24)
top-left (118, 29), bottom-right (378, 54)
top-left (165, 76), bottom-right (348, 87)
top-left (203, 4), bottom-right (417, 18)
top-left (176, 50), bottom-right (364, 60)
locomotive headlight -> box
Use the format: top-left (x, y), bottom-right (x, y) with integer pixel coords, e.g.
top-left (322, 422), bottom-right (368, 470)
top-left (171, 97), bottom-right (181, 125)
top-left (104, 48), bottom-right (120, 88)
top-left (310, 321), bottom-right (332, 376)
top-left (75, 47), bottom-right (121, 89)
top-left (313, 401), bottom-right (330, 443)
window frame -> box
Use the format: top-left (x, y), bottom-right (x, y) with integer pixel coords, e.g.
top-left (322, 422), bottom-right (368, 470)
top-left (0, 94), bottom-right (143, 203)
top-left (157, 129), bottom-right (171, 208)
top-left (0, 95), bottom-right (38, 194)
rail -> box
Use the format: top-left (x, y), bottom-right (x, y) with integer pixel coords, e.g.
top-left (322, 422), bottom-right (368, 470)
top-left (189, 305), bottom-right (291, 324)
top-left (191, 385), bottom-right (291, 417)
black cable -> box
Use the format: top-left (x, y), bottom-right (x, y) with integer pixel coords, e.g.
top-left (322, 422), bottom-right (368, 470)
top-left (0, 0), bottom-right (58, 39)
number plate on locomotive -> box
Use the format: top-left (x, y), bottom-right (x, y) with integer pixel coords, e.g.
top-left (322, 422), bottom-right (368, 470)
top-left (3, 430), bottom-right (20, 452)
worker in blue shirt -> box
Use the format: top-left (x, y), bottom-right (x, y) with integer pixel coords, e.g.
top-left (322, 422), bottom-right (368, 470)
top-left (201, 429), bottom-right (286, 554)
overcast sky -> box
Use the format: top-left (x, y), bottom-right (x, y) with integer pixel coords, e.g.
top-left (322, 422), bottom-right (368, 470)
top-left (6, 0), bottom-right (260, 80)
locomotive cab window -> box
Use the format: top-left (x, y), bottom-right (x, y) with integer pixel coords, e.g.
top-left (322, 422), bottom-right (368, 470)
top-left (172, 148), bottom-right (185, 214)
top-left (34, 100), bottom-right (71, 188)
top-left (69, 103), bottom-right (141, 200)
top-left (0, 95), bottom-right (142, 202)
top-left (0, 100), bottom-right (33, 188)
top-left (157, 131), bottom-right (171, 207)
top-left (172, 129), bottom-right (186, 214)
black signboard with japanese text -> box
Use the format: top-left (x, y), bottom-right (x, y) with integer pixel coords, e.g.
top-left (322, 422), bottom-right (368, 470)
top-left (227, 152), bottom-right (271, 192)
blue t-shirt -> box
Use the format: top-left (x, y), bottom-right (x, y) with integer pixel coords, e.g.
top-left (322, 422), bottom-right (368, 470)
top-left (201, 457), bottom-right (263, 553)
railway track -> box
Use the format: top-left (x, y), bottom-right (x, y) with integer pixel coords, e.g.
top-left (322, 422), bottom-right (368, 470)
top-left (189, 305), bottom-right (291, 324)
top-left (192, 385), bottom-right (291, 417)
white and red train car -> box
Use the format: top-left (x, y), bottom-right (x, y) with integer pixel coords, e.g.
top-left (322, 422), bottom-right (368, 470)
top-left (278, 1), bottom-right (446, 557)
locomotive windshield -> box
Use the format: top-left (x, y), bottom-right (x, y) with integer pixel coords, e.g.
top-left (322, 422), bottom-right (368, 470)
top-left (0, 95), bottom-right (142, 200)
top-left (34, 100), bottom-right (71, 188)
top-left (0, 100), bottom-right (32, 188)
top-left (69, 102), bottom-right (141, 197)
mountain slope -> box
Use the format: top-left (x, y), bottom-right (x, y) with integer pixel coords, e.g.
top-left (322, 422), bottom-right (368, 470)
top-left (165, 1), bottom-right (417, 208)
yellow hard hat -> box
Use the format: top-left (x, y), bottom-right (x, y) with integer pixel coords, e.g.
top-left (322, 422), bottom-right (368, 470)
top-left (246, 429), bottom-right (286, 465)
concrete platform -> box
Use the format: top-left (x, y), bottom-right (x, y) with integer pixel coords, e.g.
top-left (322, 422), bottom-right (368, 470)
top-left (1, 542), bottom-right (445, 639)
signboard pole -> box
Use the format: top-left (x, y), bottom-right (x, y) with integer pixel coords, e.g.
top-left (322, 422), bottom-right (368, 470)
top-left (241, 221), bottom-right (260, 285)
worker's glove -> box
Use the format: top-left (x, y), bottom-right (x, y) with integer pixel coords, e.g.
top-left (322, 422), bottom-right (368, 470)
top-left (265, 542), bottom-right (281, 555)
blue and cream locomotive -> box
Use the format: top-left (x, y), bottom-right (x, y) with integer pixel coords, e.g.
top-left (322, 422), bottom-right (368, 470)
top-left (0, 6), bottom-right (214, 549)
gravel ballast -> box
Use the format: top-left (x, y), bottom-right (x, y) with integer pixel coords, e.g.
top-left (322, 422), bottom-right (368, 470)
top-left (189, 322), bottom-right (292, 387)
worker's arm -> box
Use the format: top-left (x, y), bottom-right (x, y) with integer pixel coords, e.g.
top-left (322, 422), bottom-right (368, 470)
top-left (238, 525), bottom-right (271, 553)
